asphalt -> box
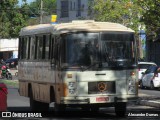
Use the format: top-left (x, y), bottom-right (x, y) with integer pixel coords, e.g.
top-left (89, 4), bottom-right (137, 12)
top-left (137, 96), bottom-right (160, 108)
top-left (7, 69), bottom-right (160, 109)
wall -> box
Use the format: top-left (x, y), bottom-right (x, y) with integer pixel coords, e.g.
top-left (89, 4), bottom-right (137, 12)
top-left (0, 38), bottom-right (18, 59)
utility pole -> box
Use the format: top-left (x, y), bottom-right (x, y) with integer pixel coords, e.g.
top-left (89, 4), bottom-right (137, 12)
top-left (40, 0), bottom-right (43, 24)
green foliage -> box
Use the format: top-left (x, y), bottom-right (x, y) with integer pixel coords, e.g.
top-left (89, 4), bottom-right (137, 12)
top-left (0, 0), bottom-right (28, 38)
top-left (91, 0), bottom-right (143, 33)
top-left (28, 0), bottom-right (56, 17)
top-left (0, 0), bottom-right (56, 38)
top-left (24, 0), bottom-right (57, 25)
top-left (137, 0), bottom-right (160, 35)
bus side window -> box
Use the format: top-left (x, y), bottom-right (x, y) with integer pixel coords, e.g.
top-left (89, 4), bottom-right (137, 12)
top-left (36, 35), bottom-right (43, 59)
top-left (52, 36), bottom-right (60, 64)
top-left (54, 43), bottom-right (59, 61)
top-left (21, 37), bottom-right (29, 59)
top-left (44, 35), bottom-right (50, 59)
top-left (51, 36), bottom-right (55, 64)
top-left (55, 36), bottom-right (61, 62)
top-left (34, 36), bottom-right (38, 59)
top-left (30, 36), bottom-right (36, 60)
top-left (49, 35), bottom-right (52, 59)
top-left (18, 37), bottom-right (23, 59)
top-left (27, 37), bottom-right (31, 59)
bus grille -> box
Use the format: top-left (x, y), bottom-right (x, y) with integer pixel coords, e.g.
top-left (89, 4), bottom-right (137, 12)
top-left (88, 81), bottom-right (115, 94)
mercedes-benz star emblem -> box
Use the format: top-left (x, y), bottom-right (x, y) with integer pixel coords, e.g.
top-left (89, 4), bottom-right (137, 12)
top-left (97, 82), bottom-right (107, 92)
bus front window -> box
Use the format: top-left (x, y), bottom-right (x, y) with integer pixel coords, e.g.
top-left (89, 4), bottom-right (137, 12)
top-left (61, 33), bottom-right (100, 68)
top-left (101, 32), bottom-right (137, 67)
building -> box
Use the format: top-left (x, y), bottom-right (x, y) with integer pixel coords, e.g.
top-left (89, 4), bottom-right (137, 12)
top-left (0, 38), bottom-right (18, 60)
top-left (0, 1), bottom-right (93, 60)
top-left (146, 39), bottom-right (160, 65)
top-left (57, 0), bottom-right (92, 23)
top-left (32, 0), bottom-right (93, 24)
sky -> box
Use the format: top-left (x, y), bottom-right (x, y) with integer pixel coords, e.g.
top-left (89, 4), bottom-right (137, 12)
top-left (18, 0), bottom-right (35, 5)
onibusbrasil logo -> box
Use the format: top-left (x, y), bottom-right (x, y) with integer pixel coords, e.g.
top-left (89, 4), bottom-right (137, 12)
top-left (1, 112), bottom-right (42, 118)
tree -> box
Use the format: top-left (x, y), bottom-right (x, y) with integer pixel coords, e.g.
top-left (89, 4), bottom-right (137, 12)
top-left (137, 0), bottom-right (160, 35)
top-left (90, 0), bottom-right (143, 33)
top-left (0, 0), bottom-right (56, 38)
top-left (0, 0), bottom-right (29, 38)
top-left (27, 0), bottom-right (56, 24)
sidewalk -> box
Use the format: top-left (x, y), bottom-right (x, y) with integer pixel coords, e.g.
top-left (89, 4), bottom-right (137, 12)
top-left (9, 68), bottom-right (18, 76)
top-left (137, 96), bottom-right (160, 108)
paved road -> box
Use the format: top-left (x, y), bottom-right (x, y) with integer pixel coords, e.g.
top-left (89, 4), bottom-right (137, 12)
top-left (7, 87), bottom-right (29, 108)
top-left (1, 87), bottom-right (159, 120)
top-left (137, 88), bottom-right (160, 108)
top-left (139, 89), bottom-right (160, 97)
top-left (1, 69), bottom-right (159, 119)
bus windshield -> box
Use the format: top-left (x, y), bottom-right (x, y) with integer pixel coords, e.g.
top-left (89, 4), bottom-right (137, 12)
top-left (61, 33), bottom-right (100, 68)
top-left (101, 32), bottom-right (136, 67)
top-left (61, 32), bottom-right (137, 69)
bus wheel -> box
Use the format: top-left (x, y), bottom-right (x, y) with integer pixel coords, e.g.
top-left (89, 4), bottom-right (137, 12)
top-left (29, 87), bottom-right (38, 111)
top-left (54, 103), bottom-right (66, 114)
top-left (90, 106), bottom-right (99, 113)
top-left (115, 102), bottom-right (126, 117)
top-left (81, 106), bottom-right (90, 112)
top-left (38, 102), bottom-right (49, 111)
top-left (29, 88), bottom-right (49, 111)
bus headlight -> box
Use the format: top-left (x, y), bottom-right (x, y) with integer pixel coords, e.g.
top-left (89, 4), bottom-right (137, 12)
top-left (128, 85), bottom-right (135, 94)
top-left (128, 78), bottom-right (136, 94)
top-left (68, 82), bottom-right (77, 95)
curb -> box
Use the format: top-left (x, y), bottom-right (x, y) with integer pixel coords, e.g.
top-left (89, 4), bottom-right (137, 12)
top-left (139, 100), bottom-right (160, 108)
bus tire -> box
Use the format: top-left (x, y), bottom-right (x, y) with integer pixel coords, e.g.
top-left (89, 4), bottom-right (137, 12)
top-left (81, 106), bottom-right (90, 112)
top-left (38, 102), bottom-right (49, 111)
top-left (29, 87), bottom-right (49, 111)
top-left (50, 87), bottom-right (55, 102)
top-left (54, 103), bottom-right (66, 114)
top-left (115, 102), bottom-right (126, 117)
top-left (90, 106), bottom-right (99, 113)
top-left (29, 87), bottom-right (38, 111)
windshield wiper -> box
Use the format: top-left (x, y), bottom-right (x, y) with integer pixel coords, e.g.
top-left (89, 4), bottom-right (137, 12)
top-left (61, 64), bottom-right (84, 71)
top-left (82, 62), bottom-right (102, 71)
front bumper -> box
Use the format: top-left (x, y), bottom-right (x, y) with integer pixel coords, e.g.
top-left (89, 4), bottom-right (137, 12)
top-left (115, 96), bottom-right (138, 102)
top-left (60, 95), bottom-right (138, 104)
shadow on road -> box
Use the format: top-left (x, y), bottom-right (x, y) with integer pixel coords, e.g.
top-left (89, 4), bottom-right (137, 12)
top-left (6, 107), bottom-right (122, 119)
top-left (4, 106), bottom-right (160, 120)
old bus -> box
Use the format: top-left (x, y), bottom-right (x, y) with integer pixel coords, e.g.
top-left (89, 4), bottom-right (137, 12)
top-left (18, 20), bottom-right (138, 116)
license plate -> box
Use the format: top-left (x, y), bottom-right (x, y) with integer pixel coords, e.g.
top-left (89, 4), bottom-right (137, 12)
top-left (96, 97), bottom-right (109, 102)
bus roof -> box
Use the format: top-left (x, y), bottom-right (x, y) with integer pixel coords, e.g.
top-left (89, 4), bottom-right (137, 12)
top-left (19, 20), bottom-right (135, 36)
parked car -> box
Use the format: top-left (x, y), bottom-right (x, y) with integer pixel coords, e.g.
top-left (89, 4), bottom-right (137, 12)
top-left (5, 58), bottom-right (18, 69)
top-left (140, 65), bottom-right (160, 89)
top-left (138, 62), bottom-right (157, 84)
